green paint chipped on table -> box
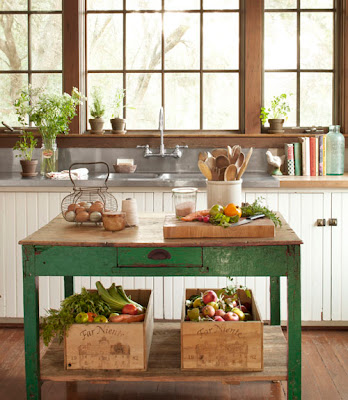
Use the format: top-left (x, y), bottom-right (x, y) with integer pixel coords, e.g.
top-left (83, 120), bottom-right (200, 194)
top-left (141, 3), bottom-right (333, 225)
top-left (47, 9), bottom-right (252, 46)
top-left (20, 213), bottom-right (302, 400)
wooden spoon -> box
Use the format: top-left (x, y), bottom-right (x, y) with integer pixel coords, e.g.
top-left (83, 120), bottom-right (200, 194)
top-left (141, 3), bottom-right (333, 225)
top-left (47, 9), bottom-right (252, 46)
top-left (230, 145), bottom-right (241, 165)
top-left (235, 152), bottom-right (245, 170)
top-left (227, 145), bottom-right (233, 163)
top-left (198, 151), bottom-right (208, 162)
top-left (198, 160), bottom-right (212, 180)
top-left (215, 155), bottom-right (230, 169)
top-left (236, 147), bottom-right (253, 180)
top-left (212, 148), bottom-right (228, 158)
top-left (205, 156), bottom-right (216, 171)
top-left (218, 167), bottom-right (227, 181)
top-left (224, 164), bottom-right (237, 181)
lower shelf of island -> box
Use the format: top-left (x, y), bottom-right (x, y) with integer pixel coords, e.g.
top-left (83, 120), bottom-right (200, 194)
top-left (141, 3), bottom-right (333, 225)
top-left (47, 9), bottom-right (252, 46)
top-left (41, 322), bottom-right (287, 384)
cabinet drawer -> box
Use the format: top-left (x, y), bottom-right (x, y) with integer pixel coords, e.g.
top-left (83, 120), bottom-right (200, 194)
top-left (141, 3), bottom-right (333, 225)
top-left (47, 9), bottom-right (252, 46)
top-left (118, 247), bottom-right (202, 267)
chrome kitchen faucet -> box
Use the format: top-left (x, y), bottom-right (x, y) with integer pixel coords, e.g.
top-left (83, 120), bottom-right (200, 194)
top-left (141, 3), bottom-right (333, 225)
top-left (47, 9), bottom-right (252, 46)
top-left (137, 107), bottom-right (188, 158)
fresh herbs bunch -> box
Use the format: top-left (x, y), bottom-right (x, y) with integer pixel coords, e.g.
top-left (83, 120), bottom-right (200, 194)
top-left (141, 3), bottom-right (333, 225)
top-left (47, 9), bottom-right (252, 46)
top-left (14, 86), bottom-right (84, 140)
top-left (41, 288), bottom-right (111, 346)
top-left (241, 198), bottom-right (282, 227)
top-left (111, 88), bottom-right (134, 118)
top-left (210, 212), bottom-right (239, 228)
top-left (13, 131), bottom-right (37, 161)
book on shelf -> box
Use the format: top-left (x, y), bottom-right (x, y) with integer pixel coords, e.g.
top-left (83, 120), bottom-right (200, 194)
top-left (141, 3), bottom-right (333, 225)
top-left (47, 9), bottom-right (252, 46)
top-left (309, 137), bottom-right (318, 176)
top-left (293, 142), bottom-right (302, 176)
top-left (299, 137), bottom-right (310, 176)
top-left (284, 143), bottom-right (295, 175)
top-left (318, 135), bottom-right (324, 176)
top-left (322, 135), bottom-right (327, 176)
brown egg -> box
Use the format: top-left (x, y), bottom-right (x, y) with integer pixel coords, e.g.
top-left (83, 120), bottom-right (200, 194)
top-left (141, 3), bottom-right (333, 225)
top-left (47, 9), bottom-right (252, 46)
top-left (67, 203), bottom-right (78, 212)
top-left (75, 211), bottom-right (90, 222)
top-left (89, 203), bottom-right (104, 213)
top-left (94, 200), bottom-right (104, 205)
top-left (75, 207), bottom-right (86, 214)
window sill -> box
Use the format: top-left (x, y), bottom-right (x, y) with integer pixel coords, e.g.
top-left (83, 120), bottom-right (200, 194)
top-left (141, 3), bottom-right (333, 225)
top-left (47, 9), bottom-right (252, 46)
top-left (1, 132), bottom-right (347, 148)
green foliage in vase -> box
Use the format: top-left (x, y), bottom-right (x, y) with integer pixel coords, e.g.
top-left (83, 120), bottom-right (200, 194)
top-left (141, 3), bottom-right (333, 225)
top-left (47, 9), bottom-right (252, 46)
top-left (13, 131), bottom-right (38, 161)
top-left (90, 87), bottom-right (105, 119)
top-left (260, 93), bottom-right (292, 125)
top-left (14, 86), bottom-right (85, 139)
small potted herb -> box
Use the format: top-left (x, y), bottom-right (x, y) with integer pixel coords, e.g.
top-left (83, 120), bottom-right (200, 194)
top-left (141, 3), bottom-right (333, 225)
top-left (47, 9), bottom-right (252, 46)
top-left (89, 88), bottom-right (105, 134)
top-left (260, 93), bottom-right (292, 134)
top-left (110, 88), bottom-right (133, 133)
top-left (13, 131), bottom-right (38, 177)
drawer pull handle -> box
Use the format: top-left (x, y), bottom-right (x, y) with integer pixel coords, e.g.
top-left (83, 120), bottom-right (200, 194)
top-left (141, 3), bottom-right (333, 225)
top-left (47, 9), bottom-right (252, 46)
top-left (148, 249), bottom-right (171, 260)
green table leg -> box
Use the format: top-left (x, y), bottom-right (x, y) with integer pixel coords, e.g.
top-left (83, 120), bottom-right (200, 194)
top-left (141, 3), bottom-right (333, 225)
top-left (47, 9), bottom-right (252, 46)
top-left (287, 245), bottom-right (301, 400)
top-left (64, 276), bottom-right (74, 298)
top-left (270, 276), bottom-right (281, 325)
top-left (23, 246), bottom-right (41, 400)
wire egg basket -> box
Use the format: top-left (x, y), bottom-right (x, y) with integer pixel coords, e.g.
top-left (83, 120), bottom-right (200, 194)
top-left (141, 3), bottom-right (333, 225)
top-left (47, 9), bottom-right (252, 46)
top-left (61, 162), bottom-right (118, 224)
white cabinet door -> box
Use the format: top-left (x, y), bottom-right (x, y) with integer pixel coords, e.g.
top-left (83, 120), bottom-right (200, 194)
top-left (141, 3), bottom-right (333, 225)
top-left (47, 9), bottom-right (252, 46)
top-left (244, 192), bottom-right (326, 322)
top-left (331, 193), bottom-right (348, 321)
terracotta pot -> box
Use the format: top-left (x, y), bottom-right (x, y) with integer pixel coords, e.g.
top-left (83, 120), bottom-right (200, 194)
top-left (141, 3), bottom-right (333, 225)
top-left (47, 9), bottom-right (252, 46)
top-left (268, 119), bottom-right (284, 134)
top-left (20, 159), bottom-right (38, 177)
top-left (110, 118), bottom-right (126, 132)
top-left (89, 118), bottom-right (105, 134)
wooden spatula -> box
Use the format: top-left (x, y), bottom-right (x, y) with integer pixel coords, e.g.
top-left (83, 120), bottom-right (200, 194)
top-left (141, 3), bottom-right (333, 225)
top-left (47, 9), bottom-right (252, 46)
top-left (198, 160), bottom-right (213, 180)
top-left (236, 147), bottom-right (253, 180)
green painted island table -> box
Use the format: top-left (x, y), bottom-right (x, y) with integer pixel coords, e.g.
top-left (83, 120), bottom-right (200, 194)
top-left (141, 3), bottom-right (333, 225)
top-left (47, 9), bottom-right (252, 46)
top-left (19, 213), bottom-right (302, 400)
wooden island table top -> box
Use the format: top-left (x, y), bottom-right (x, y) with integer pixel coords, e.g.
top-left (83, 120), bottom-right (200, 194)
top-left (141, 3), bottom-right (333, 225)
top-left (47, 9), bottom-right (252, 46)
top-left (19, 212), bottom-right (302, 248)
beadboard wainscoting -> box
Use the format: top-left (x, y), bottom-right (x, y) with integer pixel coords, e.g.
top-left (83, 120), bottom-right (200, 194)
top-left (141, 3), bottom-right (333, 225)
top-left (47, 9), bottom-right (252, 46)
top-left (0, 188), bottom-right (347, 324)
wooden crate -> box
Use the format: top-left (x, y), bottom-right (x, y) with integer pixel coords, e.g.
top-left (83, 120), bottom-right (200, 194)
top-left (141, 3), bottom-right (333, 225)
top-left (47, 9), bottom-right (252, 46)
top-left (181, 288), bottom-right (264, 372)
top-left (64, 290), bottom-right (153, 371)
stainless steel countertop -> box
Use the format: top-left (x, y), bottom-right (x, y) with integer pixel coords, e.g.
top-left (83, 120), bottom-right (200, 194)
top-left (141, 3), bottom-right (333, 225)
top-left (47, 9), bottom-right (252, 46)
top-left (0, 172), bottom-right (279, 188)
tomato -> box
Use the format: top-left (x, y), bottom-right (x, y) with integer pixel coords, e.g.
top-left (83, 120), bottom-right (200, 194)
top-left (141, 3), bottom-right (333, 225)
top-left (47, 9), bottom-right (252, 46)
top-left (224, 203), bottom-right (242, 218)
top-left (87, 312), bottom-right (97, 323)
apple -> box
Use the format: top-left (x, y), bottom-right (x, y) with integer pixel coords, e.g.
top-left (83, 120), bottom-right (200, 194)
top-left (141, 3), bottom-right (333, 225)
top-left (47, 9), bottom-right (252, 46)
top-left (215, 309), bottom-right (226, 318)
top-left (240, 305), bottom-right (248, 313)
top-left (232, 307), bottom-right (245, 321)
top-left (122, 304), bottom-right (139, 315)
top-left (87, 312), bottom-right (97, 323)
top-left (193, 297), bottom-right (203, 308)
top-left (93, 315), bottom-right (108, 323)
top-left (207, 301), bottom-right (219, 310)
top-left (187, 308), bottom-right (200, 321)
top-left (202, 305), bottom-right (215, 318)
top-left (202, 290), bottom-right (218, 304)
top-left (214, 316), bottom-right (224, 322)
top-left (75, 312), bottom-right (89, 324)
top-left (223, 312), bottom-right (239, 321)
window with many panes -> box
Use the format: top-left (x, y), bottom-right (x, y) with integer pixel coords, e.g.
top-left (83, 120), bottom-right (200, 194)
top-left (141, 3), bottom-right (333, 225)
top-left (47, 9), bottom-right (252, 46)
top-left (263, 0), bottom-right (335, 128)
top-left (86, 0), bottom-right (241, 132)
top-left (0, 0), bottom-right (62, 127)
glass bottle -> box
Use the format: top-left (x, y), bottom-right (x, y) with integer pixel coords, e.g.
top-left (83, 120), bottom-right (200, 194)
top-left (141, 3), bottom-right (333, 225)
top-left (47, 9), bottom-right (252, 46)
top-left (326, 125), bottom-right (345, 176)
top-left (41, 138), bottom-right (58, 175)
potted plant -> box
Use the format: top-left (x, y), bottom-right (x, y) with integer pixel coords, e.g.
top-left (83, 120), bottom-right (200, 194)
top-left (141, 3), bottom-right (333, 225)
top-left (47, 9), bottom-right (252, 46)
top-left (13, 131), bottom-right (38, 177)
top-left (260, 93), bottom-right (292, 134)
top-left (110, 88), bottom-right (133, 133)
top-left (14, 86), bottom-right (84, 175)
top-left (89, 88), bottom-right (105, 134)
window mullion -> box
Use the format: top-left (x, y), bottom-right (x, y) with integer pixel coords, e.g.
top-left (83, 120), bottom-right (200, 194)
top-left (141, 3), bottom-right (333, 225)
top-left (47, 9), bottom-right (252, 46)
top-left (244, 0), bottom-right (262, 135)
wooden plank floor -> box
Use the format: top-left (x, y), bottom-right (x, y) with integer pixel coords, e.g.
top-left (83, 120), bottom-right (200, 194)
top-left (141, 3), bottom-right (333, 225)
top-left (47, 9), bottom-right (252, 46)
top-left (0, 327), bottom-right (347, 400)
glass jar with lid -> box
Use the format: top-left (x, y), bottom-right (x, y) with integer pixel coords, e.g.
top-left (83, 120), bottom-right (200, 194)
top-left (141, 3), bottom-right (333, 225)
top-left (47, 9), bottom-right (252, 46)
top-left (172, 187), bottom-right (198, 217)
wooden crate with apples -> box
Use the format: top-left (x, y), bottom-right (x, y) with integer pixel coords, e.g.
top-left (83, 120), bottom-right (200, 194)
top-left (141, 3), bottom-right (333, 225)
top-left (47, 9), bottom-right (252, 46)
top-left (64, 290), bottom-right (153, 371)
top-left (181, 288), bottom-right (264, 371)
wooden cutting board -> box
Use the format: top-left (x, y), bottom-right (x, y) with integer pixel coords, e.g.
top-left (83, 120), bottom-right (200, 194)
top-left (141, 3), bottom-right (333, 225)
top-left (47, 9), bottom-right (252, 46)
top-left (163, 214), bottom-right (275, 239)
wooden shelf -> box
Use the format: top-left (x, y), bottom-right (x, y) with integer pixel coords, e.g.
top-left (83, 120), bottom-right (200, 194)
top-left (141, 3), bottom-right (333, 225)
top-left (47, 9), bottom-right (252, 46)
top-left (41, 322), bottom-right (288, 384)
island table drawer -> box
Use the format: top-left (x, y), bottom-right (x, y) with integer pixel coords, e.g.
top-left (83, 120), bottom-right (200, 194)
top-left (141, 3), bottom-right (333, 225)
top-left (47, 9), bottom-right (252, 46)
top-left (117, 247), bottom-right (202, 267)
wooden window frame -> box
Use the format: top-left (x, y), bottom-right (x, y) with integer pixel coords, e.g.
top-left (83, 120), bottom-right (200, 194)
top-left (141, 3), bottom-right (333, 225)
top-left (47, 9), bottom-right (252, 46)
top-left (1, 0), bottom-right (348, 148)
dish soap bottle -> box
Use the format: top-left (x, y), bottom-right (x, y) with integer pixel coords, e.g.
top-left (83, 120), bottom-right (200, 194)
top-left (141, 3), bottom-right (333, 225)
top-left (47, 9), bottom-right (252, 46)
top-left (326, 125), bottom-right (345, 175)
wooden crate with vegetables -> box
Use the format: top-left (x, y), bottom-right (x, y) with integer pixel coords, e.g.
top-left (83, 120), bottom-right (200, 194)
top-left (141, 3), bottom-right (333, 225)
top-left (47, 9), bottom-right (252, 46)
top-left (181, 286), bottom-right (263, 372)
top-left (41, 282), bottom-right (153, 371)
